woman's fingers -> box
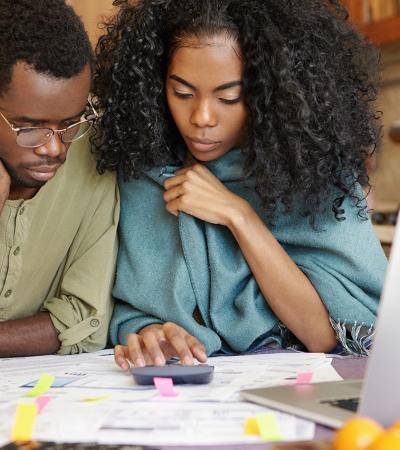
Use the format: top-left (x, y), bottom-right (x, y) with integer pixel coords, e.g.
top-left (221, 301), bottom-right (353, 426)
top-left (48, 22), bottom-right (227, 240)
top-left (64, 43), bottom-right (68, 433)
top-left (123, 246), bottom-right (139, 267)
top-left (163, 184), bottom-right (185, 203)
top-left (140, 329), bottom-right (167, 366)
top-left (126, 333), bottom-right (147, 367)
top-left (186, 335), bottom-right (208, 363)
top-left (117, 324), bottom-right (208, 368)
top-left (164, 173), bottom-right (187, 190)
top-left (114, 345), bottom-right (130, 371)
top-left (164, 164), bottom-right (209, 191)
top-left (163, 322), bottom-right (195, 365)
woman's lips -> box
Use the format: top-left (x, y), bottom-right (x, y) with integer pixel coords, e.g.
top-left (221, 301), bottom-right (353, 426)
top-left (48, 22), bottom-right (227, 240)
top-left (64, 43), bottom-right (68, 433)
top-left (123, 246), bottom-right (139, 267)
top-left (187, 137), bottom-right (221, 152)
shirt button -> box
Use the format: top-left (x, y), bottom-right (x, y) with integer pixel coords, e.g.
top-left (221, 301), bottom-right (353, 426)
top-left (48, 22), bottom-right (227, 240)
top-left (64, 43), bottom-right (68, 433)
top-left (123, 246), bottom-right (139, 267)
top-left (19, 207), bottom-right (25, 215)
top-left (13, 247), bottom-right (20, 256)
top-left (4, 290), bottom-right (12, 298)
top-left (90, 318), bottom-right (100, 327)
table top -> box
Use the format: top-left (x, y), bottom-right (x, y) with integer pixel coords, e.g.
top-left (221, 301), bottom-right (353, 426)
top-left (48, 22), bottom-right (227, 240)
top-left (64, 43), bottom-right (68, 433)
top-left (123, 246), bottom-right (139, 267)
top-left (159, 355), bottom-right (368, 450)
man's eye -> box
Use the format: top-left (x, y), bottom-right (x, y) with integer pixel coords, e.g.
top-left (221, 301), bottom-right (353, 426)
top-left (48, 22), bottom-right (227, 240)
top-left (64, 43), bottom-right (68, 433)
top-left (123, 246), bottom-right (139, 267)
top-left (64, 118), bottom-right (83, 128)
top-left (16, 123), bottom-right (36, 128)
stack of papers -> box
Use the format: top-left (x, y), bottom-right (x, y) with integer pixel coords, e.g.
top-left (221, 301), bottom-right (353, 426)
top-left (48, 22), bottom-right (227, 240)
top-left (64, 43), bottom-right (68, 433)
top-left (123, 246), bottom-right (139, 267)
top-left (0, 350), bottom-right (342, 446)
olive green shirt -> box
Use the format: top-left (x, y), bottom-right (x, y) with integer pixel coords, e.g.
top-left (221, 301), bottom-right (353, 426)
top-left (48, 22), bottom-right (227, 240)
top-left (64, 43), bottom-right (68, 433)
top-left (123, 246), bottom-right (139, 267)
top-left (0, 137), bottom-right (119, 354)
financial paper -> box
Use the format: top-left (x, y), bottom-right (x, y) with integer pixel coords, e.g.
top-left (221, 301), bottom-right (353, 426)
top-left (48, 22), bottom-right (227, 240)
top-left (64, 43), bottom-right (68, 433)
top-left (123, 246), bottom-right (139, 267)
top-left (0, 350), bottom-right (342, 445)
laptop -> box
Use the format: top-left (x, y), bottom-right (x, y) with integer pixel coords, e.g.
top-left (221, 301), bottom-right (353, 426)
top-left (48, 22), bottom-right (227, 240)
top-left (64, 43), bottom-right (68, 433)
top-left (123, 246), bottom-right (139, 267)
top-left (241, 214), bottom-right (400, 429)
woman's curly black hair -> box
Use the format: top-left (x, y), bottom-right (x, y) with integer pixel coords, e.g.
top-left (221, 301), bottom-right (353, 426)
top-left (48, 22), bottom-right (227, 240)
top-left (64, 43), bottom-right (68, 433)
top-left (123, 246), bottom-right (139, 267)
top-left (0, 0), bottom-right (93, 96)
top-left (93, 0), bottom-right (381, 221)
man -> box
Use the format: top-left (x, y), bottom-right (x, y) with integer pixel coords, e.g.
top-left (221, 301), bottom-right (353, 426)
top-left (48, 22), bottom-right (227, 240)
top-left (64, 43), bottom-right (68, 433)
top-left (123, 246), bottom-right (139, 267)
top-left (0, 0), bottom-right (119, 356)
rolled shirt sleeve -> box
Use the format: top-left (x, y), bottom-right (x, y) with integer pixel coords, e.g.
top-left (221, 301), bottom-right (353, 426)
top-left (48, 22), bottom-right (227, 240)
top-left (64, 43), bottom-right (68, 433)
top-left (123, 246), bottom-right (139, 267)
top-left (43, 174), bottom-right (119, 354)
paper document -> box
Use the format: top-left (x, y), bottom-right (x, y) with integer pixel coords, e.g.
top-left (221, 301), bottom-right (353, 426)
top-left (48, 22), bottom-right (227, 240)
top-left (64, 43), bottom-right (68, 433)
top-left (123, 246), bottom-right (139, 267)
top-left (0, 350), bottom-right (342, 445)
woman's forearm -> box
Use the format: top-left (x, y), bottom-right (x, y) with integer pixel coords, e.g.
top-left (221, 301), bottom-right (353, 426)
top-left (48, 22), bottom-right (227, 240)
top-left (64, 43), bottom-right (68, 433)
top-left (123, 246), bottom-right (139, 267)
top-left (226, 200), bottom-right (337, 352)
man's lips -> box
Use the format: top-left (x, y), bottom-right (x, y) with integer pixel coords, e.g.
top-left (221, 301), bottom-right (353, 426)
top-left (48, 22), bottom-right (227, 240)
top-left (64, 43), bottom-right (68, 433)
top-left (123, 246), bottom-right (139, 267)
top-left (187, 137), bottom-right (222, 152)
top-left (25, 165), bottom-right (62, 181)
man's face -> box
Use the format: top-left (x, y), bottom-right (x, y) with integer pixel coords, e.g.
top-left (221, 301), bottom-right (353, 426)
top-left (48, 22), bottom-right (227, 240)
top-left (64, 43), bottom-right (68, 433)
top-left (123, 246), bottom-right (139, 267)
top-left (0, 62), bottom-right (91, 199)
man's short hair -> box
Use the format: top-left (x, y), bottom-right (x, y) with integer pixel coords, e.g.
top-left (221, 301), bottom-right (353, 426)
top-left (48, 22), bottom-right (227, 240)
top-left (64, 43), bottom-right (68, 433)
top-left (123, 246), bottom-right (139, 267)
top-left (0, 0), bottom-right (93, 95)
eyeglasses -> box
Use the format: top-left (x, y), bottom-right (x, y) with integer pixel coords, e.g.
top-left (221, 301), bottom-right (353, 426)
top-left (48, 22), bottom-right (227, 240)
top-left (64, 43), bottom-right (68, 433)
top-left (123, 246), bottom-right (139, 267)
top-left (0, 98), bottom-right (99, 148)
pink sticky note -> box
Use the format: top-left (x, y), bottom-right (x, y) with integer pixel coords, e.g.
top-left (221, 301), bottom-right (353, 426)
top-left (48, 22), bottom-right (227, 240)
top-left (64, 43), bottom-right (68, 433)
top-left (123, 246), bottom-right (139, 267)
top-left (153, 377), bottom-right (179, 397)
top-left (295, 372), bottom-right (313, 384)
top-left (35, 395), bottom-right (53, 414)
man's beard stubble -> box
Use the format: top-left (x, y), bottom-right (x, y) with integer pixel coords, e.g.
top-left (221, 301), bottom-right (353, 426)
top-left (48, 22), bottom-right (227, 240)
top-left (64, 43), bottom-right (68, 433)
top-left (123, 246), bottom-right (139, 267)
top-left (1, 155), bottom-right (65, 190)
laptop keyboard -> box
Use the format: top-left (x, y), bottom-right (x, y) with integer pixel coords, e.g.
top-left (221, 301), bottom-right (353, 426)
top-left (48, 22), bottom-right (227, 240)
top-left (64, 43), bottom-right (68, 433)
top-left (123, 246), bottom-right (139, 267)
top-left (321, 397), bottom-right (359, 412)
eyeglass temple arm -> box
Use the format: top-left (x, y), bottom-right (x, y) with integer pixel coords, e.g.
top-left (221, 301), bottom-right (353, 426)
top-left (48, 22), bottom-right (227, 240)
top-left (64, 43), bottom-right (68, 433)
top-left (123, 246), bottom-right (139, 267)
top-left (0, 110), bottom-right (19, 131)
top-left (87, 96), bottom-right (99, 118)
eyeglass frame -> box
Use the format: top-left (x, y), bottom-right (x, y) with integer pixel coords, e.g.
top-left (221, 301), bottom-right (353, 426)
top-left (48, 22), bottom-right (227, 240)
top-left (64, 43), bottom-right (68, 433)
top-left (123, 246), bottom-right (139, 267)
top-left (0, 97), bottom-right (99, 148)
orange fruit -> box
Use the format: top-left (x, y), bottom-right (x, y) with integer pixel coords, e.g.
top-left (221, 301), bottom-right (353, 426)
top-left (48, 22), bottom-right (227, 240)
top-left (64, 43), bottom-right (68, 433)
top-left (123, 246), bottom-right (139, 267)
top-left (332, 416), bottom-right (384, 450)
top-left (366, 429), bottom-right (400, 450)
top-left (390, 421), bottom-right (400, 431)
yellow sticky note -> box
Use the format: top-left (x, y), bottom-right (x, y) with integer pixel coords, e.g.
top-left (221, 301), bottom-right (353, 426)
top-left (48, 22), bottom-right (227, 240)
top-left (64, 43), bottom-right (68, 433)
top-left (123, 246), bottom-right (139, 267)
top-left (25, 373), bottom-right (55, 398)
top-left (244, 416), bottom-right (260, 436)
top-left (11, 403), bottom-right (38, 442)
top-left (255, 413), bottom-right (283, 442)
top-left (81, 395), bottom-right (110, 403)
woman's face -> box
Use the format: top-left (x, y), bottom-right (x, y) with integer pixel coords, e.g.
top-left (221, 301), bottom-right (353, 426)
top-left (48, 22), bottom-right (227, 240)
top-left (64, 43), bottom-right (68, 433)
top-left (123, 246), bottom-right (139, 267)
top-left (166, 33), bottom-right (247, 162)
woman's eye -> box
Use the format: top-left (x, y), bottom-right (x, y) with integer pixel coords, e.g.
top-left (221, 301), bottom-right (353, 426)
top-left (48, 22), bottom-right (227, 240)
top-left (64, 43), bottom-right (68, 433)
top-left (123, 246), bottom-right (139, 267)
top-left (219, 97), bottom-right (241, 105)
top-left (173, 90), bottom-right (193, 99)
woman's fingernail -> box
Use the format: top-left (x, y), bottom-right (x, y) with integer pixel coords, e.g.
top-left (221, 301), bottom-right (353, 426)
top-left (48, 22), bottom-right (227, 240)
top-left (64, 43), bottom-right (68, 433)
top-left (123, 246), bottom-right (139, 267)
top-left (135, 358), bottom-right (145, 367)
top-left (154, 356), bottom-right (164, 366)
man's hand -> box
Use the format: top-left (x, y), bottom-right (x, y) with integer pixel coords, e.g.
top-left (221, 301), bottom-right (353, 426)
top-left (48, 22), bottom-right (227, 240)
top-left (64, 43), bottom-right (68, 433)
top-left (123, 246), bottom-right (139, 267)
top-left (0, 160), bottom-right (11, 212)
top-left (114, 322), bottom-right (207, 370)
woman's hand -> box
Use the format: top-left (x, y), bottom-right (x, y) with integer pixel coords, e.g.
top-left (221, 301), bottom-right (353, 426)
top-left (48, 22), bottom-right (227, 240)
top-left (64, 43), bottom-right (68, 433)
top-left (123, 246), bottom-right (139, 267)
top-left (163, 163), bottom-right (249, 226)
top-left (114, 322), bottom-right (207, 370)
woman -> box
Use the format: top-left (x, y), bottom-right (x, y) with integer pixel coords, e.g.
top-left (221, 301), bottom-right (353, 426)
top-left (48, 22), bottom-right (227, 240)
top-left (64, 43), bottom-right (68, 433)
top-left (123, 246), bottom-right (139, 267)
top-left (93, 0), bottom-right (387, 369)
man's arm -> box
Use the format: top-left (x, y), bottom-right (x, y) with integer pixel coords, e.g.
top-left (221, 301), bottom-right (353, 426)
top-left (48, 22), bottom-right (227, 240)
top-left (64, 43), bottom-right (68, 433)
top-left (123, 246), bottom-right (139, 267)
top-left (0, 162), bottom-right (59, 357)
top-left (42, 169), bottom-right (119, 355)
top-left (0, 312), bottom-right (60, 357)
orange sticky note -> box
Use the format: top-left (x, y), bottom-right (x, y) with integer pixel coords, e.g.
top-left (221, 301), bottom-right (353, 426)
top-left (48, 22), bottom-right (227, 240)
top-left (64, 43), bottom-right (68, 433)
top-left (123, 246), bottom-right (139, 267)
top-left (296, 372), bottom-right (313, 384)
top-left (11, 403), bottom-right (38, 442)
top-left (244, 416), bottom-right (260, 435)
top-left (153, 377), bottom-right (179, 397)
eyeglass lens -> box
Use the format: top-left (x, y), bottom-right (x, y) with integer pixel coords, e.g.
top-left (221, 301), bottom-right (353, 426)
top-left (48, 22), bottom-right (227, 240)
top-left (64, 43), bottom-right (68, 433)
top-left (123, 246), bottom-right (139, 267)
top-left (16, 121), bottom-right (93, 148)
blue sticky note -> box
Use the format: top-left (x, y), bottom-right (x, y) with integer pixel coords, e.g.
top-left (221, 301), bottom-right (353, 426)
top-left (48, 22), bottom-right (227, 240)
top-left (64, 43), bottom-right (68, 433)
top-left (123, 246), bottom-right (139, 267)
top-left (22, 376), bottom-right (76, 388)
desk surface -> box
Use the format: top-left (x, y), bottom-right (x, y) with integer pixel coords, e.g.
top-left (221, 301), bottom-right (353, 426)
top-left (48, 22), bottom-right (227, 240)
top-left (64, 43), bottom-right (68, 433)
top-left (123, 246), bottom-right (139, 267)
top-left (159, 355), bottom-right (368, 450)
top-left (1, 351), bottom-right (367, 450)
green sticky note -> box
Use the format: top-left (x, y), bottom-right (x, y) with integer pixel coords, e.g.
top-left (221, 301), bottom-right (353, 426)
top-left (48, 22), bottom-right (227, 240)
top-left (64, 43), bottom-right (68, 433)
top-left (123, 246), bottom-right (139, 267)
top-left (255, 413), bottom-right (283, 442)
top-left (25, 373), bottom-right (55, 398)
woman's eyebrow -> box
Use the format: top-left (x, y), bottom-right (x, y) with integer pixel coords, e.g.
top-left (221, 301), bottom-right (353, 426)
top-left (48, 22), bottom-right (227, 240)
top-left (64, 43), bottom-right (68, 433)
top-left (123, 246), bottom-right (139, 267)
top-left (169, 74), bottom-right (196, 90)
top-left (169, 75), bottom-right (242, 93)
top-left (213, 80), bottom-right (242, 92)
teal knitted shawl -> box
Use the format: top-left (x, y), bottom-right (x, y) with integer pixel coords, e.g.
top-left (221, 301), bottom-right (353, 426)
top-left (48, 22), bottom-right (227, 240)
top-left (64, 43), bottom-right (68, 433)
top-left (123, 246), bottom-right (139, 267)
top-left (110, 149), bottom-right (387, 355)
